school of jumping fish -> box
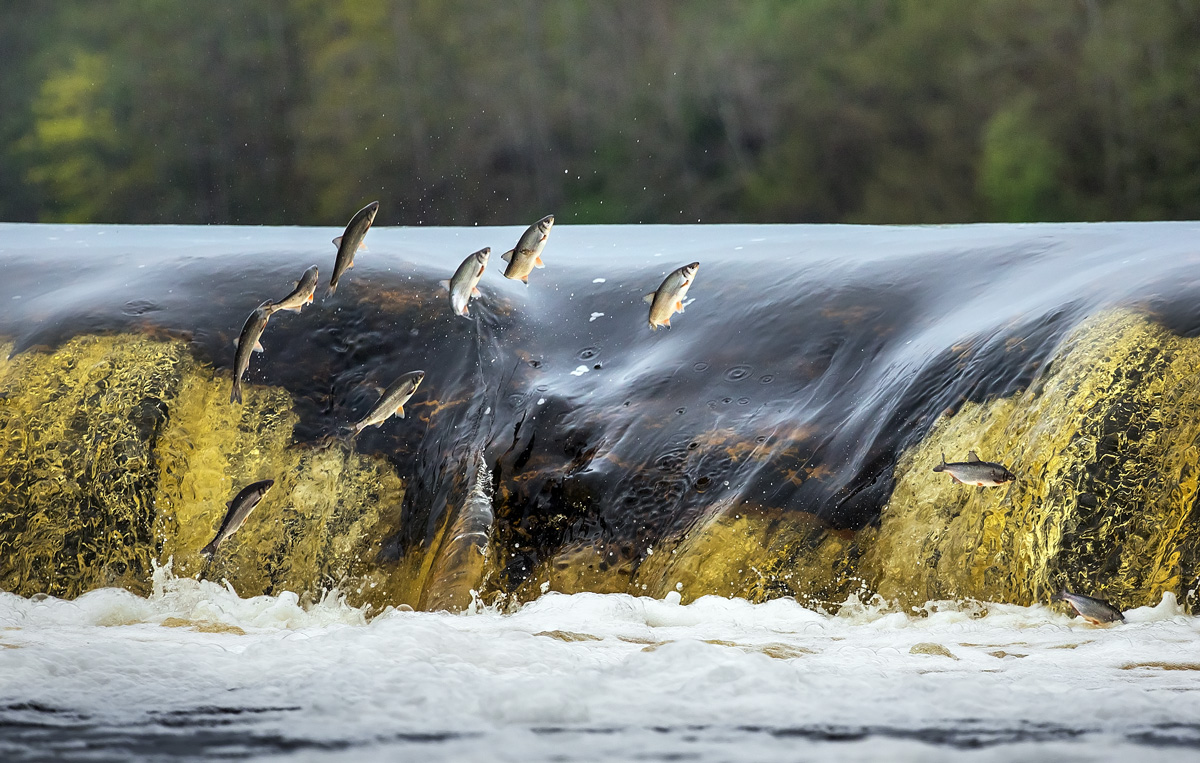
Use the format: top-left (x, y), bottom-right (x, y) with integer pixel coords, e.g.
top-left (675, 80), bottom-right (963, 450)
top-left (209, 203), bottom-right (1114, 622)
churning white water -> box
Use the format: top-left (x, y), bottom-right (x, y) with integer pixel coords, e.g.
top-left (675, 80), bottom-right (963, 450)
top-left (1, 565), bottom-right (1199, 762)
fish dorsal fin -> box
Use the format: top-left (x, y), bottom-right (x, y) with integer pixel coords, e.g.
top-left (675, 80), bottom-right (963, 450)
top-left (333, 236), bottom-right (343, 247)
top-left (501, 250), bottom-right (514, 263)
top-left (967, 450), bottom-right (981, 462)
top-left (438, 280), bottom-right (451, 292)
top-left (643, 292), bottom-right (656, 304)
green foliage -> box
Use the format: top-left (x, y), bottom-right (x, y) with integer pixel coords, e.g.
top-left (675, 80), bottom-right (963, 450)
top-left (978, 96), bottom-right (1063, 222)
top-left (2, 1), bottom-right (1199, 225)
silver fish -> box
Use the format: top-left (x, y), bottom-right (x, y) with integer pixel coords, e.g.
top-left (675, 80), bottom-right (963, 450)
top-left (933, 451), bottom-right (1016, 486)
top-left (328, 200), bottom-right (380, 296)
top-left (643, 262), bottom-right (699, 330)
top-left (231, 300), bottom-right (273, 404)
top-left (441, 248), bottom-right (490, 317)
top-left (345, 370), bottom-right (426, 436)
top-left (201, 479), bottom-right (274, 557)
top-left (1054, 590), bottom-right (1124, 624)
top-left (267, 265), bottom-right (319, 315)
top-left (501, 214), bottom-right (554, 284)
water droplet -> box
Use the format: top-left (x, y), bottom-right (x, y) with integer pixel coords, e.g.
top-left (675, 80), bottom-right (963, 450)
top-left (759, 374), bottom-right (774, 384)
top-left (725, 365), bottom-right (752, 381)
top-left (577, 346), bottom-right (599, 360)
top-left (676, 407), bottom-right (686, 415)
top-left (693, 362), bottom-right (709, 372)
top-left (737, 397), bottom-right (750, 405)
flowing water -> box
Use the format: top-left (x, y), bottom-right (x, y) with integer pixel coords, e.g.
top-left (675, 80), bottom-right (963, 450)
top-left (1, 221), bottom-right (1200, 759)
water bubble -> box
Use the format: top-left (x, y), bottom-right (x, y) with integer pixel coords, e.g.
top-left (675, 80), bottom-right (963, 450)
top-left (693, 362), bottom-right (709, 372)
top-left (759, 374), bottom-right (774, 384)
top-left (577, 346), bottom-right (599, 360)
top-left (536, 384), bottom-right (549, 392)
top-left (722, 397), bottom-right (732, 404)
top-left (675, 407), bottom-right (686, 415)
top-left (725, 365), bottom-right (752, 381)
top-left (737, 397), bottom-right (750, 405)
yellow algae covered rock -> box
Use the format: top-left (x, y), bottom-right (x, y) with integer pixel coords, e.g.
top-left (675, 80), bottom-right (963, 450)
top-left (864, 310), bottom-right (1200, 610)
top-left (0, 335), bottom-right (414, 609)
top-left (630, 503), bottom-right (862, 605)
top-left (0, 336), bottom-right (184, 597)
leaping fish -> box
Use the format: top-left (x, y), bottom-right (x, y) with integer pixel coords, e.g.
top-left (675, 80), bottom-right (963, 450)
top-left (441, 248), bottom-right (490, 317)
top-left (644, 262), bottom-right (699, 330)
top-left (267, 265), bottom-right (319, 315)
top-left (327, 200), bottom-right (379, 297)
top-left (932, 451), bottom-right (1016, 486)
top-left (1054, 590), bottom-right (1124, 625)
top-left (344, 370), bottom-right (425, 436)
top-left (501, 214), bottom-right (554, 284)
top-left (200, 479), bottom-right (275, 557)
top-left (230, 300), bottom-right (273, 404)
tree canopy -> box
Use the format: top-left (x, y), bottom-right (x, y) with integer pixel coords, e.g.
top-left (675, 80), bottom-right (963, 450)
top-left (2, 1), bottom-right (1198, 225)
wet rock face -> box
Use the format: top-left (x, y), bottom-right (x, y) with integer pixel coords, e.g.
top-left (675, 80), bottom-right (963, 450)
top-left (2, 222), bottom-right (1200, 611)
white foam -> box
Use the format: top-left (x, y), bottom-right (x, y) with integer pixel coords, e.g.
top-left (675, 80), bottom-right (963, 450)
top-left (1, 576), bottom-right (1197, 760)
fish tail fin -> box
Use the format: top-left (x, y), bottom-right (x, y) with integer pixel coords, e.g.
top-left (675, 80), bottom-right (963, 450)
top-left (932, 452), bottom-right (946, 472)
top-left (325, 282), bottom-right (338, 298)
top-left (200, 541), bottom-right (217, 558)
top-left (230, 380), bottom-right (242, 404)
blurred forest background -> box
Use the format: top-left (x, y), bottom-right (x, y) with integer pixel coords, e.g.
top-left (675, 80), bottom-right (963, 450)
top-left (1, 0), bottom-right (1198, 226)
